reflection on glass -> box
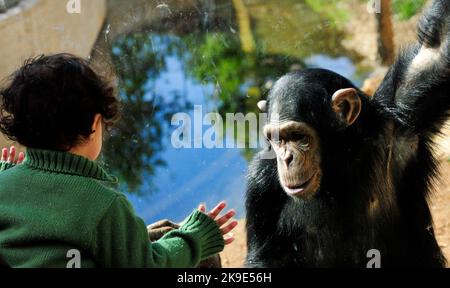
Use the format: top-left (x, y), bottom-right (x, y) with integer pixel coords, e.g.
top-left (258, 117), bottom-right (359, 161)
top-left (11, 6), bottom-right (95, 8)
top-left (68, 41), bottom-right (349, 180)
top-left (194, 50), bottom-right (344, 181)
top-left (93, 0), bottom-right (371, 222)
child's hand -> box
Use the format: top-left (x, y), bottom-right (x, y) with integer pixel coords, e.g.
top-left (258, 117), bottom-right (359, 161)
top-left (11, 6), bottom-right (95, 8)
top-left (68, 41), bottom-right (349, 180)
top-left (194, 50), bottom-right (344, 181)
top-left (1, 146), bottom-right (25, 164)
top-left (198, 201), bottom-right (238, 245)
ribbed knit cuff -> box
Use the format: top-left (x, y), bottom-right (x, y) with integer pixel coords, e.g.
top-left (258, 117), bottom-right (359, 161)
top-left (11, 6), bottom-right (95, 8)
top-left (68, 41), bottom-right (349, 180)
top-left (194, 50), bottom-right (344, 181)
top-left (179, 210), bottom-right (225, 260)
top-left (0, 161), bottom-right (15, 171)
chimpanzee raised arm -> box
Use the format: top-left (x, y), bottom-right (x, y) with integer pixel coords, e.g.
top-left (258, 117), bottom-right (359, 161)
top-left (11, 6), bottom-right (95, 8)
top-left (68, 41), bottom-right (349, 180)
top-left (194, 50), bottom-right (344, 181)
top-left (375, 0), bottom-right (450, 136)
top-left (245, 0), bottom-right (449, 268)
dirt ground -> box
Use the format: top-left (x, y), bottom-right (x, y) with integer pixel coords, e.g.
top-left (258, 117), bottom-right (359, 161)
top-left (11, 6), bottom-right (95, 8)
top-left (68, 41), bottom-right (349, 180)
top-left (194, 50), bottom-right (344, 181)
top-left (432, 161), bottom-right (450, 266)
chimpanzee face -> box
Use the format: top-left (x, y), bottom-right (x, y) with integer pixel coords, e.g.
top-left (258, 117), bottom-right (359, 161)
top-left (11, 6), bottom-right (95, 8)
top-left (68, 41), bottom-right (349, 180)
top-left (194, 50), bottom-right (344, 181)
top-left (262, 72), bottom-right (361, 199)
top-left (264, 120), bottom-right (322, 199)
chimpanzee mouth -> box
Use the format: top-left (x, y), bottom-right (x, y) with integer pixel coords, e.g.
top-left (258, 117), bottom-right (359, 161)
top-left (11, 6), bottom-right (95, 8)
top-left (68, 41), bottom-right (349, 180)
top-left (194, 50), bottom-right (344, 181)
top-left (283, 172), bottom-right (318, 197)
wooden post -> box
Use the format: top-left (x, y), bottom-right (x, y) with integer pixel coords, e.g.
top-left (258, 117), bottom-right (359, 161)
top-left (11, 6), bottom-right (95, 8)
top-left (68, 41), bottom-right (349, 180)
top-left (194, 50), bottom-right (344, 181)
top-left (375, 0), bottom-right (395, 65)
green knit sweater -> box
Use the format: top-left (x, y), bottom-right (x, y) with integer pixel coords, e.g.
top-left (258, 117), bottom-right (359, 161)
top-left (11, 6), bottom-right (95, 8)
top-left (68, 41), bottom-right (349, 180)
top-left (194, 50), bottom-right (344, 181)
top-left (0, 149), bottom-right (224, 268)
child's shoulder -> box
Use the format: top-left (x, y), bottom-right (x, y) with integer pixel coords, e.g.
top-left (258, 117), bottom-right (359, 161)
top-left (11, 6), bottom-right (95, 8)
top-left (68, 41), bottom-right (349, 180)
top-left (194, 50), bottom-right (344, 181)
top-left (90, 178), bottom-right (126, 199)
top-left (67, 175), bottom-right (125, 206)
top-left (0, 163), bottom-right (124, 215)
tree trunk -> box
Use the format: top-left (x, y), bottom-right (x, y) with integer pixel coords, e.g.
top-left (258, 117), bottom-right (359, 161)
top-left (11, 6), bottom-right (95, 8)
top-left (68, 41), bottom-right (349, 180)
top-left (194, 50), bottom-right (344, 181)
top-left (232, 0), bottom-right (256, 53)
top-left (376, 0), bottom-right (395, 65)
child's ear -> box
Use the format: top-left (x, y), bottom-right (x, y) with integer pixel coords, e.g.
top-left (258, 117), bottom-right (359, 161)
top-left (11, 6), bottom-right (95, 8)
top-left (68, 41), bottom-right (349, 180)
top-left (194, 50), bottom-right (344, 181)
top-left (91, 114), bottom-right (103, 135)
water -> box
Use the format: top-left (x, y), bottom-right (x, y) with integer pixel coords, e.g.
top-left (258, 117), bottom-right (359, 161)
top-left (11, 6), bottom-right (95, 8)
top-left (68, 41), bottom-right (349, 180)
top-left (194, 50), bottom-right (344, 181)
top-left (94, 0), bottom-right (371, 223)
top-left (124, 53), bottom-right (249, 222)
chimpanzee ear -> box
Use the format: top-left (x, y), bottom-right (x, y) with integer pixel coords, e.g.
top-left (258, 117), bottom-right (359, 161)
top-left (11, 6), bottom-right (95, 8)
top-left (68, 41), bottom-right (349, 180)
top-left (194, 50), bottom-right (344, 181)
top-left (331, 88), bottom-right (361, 126)
top-left (257, 100), bottom-right (267, 112)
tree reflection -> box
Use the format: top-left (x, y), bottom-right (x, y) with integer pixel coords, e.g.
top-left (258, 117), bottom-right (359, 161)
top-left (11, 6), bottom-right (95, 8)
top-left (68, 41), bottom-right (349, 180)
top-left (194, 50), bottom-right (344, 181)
top-left (102, 33), bottom-right (188, 193)
top-left (100, 0), bottom-right (365, 193)
top-left (102, 30), bottom-right (303, 192)
top-left (182, 32), bottom-right (305, 160)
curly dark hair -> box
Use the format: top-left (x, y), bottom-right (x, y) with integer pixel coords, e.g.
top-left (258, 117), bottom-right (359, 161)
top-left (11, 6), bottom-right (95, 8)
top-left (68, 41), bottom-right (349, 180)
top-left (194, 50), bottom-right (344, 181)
top-left (0, 53), bottom-right (120, 151)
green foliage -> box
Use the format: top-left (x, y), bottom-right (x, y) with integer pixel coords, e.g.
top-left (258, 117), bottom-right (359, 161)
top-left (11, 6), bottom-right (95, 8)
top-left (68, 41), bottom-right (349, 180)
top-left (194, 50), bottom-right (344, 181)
top-left (304, 0), bottom-right (349, 27)
top-left (182, 32), bottom-right (305, 160)
top-left (357, 0), bottom-right (425, 20)
top-left (393, 0), bottom-right (427, 20)
top-left (183, 33), bottom-right (251, 112)
top-left (250, 0), bottom-right (350, 60)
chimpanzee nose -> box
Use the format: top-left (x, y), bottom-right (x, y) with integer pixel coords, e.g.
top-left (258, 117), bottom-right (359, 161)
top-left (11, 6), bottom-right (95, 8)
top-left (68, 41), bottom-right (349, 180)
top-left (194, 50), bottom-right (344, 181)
top-left (283, 151), bottom-right (294, 167)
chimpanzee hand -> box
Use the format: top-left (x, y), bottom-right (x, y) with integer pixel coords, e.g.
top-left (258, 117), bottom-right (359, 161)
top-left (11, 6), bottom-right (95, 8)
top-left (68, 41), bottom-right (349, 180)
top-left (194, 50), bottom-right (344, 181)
top-left (147, 219), bottom-right (180, 241)
top-left (146, 217), bottom-right (223, 268)
top-left (417, 0), bottom-right (450, 49)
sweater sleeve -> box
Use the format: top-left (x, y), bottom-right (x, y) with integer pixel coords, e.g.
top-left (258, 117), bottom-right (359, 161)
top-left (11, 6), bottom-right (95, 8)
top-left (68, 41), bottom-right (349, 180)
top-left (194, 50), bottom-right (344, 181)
top-left (91, 195), bottom-right (224, 268)
top-left (0, 161), bottom-right (15, 171)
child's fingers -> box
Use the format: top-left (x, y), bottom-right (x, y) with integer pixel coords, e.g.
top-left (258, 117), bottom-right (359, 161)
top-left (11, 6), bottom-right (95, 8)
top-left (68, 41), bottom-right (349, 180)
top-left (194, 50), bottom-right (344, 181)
top-left (198, 203), bottom-right (206, 213)
top-left (215, 210), bottom-right (235, 227)
top-left (208, 201), bottom-right (226, 219)
top-left (1, 148), bottom-right (7, 162)
top-left (220, 220), bottom-right (238, 235)
top-left (224, 235), bottom-right (235, 245)
top-left (17, 152), bottom-right (25, 164)
top-left (7, 146), bottom-right (16, 163)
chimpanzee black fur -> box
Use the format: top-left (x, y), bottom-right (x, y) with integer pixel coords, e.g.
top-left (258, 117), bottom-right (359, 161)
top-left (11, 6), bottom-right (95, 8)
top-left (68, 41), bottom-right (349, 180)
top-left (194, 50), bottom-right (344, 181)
top-left (245, 0), bottom-right (449, 268)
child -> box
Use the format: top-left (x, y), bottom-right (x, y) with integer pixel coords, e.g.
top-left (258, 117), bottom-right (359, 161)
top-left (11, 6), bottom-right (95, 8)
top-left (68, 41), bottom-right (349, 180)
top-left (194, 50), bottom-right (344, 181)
top-left (0, 53), bottom-right (238, 268)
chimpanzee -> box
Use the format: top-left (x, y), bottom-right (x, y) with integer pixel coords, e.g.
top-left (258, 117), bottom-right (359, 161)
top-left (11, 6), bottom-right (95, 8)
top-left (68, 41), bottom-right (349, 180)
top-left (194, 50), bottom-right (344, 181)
top-left (245, 0), bottom-right (449, 268)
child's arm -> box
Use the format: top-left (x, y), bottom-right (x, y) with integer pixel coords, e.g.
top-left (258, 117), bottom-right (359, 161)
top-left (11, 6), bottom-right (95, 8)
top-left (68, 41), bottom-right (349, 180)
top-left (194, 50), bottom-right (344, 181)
top-left (91, 196), bottom-right (236, 268)
top-left (0, 146), bottom-right (24, 171)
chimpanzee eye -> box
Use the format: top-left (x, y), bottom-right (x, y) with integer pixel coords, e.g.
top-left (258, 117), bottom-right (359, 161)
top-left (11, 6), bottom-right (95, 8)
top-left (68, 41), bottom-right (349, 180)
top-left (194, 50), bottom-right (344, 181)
top-left (290, 133), bottom-right (310, 149)
top-left (266, 131), bottom-right (283, 145)
top-left (291, 132), bottom-right (308, 142)
top-left (271, 136), bottom-right (283, 145)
